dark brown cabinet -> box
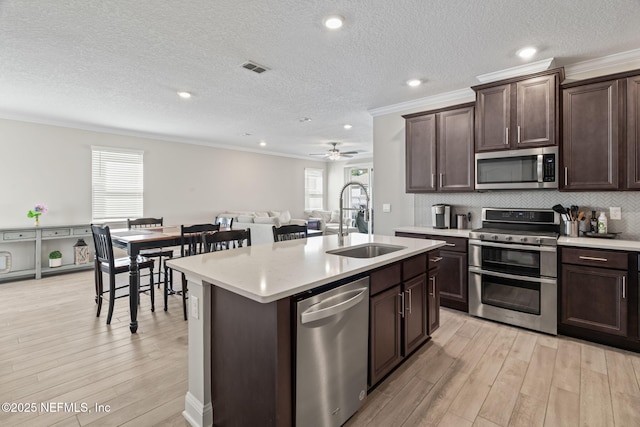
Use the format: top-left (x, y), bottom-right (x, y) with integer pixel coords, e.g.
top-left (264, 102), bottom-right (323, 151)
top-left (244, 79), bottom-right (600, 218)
top-left (627, 75), bottom-right (640, 189)
top-left (473, 69), bottom-right (562, 152)
top-left (368, 253), bottom-right (431, 387)
top-left (560, 247), bottom-right (628, 337)
top-left (403, 104), bottom-right (474, 193)
top-left (562, 79), bottom-right (621, 190)
top-left (396, 232), bottom-right (468, 312)
top-left (428, 252), bottom-right (441, 333)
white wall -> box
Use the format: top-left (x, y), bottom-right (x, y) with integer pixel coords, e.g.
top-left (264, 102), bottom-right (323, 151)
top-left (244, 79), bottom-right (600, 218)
top-left (0, 118), bottom-right (327, 228)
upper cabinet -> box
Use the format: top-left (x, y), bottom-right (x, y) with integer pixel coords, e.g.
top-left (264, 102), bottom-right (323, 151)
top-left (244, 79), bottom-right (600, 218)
top-left (403, 103), bottom-right (474, 193)
top-left (562, 80), bottom-right (620, 190)
top-left (473, 68), bottom-right (563, 152)
top-left (561, 70), bottom-right (640, 191)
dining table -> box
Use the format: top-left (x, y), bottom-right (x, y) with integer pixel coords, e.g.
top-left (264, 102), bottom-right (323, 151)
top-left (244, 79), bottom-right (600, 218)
top-left (110, 226), bottom-right (182, 333)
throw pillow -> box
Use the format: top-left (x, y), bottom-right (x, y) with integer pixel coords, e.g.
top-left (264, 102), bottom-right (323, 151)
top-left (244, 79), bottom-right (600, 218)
top-left (268, 210), bottom-right (280, 218)
top-left (329, 210), bottom-right (341, 224)
top-left (279, 210), bottom-right (291, 224)
top-left (254, 211), bottom-right (269, 218)
top-left (311, 210), bottom-right (331, 223)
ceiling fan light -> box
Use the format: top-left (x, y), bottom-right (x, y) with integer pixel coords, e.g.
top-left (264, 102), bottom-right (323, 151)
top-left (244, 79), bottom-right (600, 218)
top-left (329, 151), bottom-right (341, 160)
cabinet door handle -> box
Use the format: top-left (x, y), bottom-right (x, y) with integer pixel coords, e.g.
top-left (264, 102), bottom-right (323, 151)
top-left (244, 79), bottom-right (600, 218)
top-left (439, 173), bottom-right (443, 188)
top-left (406, 289), bottom-right (412, 314)
top-left (431, 173), bottom-right (435, 188)
top-left (564, 167), bottom-right (568, 186)
top-left (517, 125), bottom-right (521, 143)
top-left (429, 276), bottom-right (436, 296)
top-left (505, 128), bottom-right (509, 145)
top-left (578, 256), bottom-right (608, 262)
top-left (398, 292), bottom-right (405, 318)
top-left (430, 256), bottom-right (443, 263)
top-left (623, 276), bottom-right (626, 299)
top-left (444, 243), bottom-right (456, 247)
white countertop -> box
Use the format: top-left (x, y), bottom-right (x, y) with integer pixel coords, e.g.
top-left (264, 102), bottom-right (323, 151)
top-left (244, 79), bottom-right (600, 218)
top-left (558, 236), bottom-right (640, 251)
top-left (394, 226), bottom-right (471, 238)
top-left (166, 233), bottom-right (446, 303)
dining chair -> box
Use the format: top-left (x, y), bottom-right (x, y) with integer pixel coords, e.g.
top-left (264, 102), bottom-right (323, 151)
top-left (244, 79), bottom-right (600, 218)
top-left (91, 224), bottom-right (155, 325)
top-left (127, 217), bottom-right (174, 286)
top-left (214, 216), bottom-right (234, 229)
top-left (272, 224), bottom-right (308, 242)
top-left (203, 229), bottom-right (252, 253)
top-left (167, 223), bottom-right (221, 320)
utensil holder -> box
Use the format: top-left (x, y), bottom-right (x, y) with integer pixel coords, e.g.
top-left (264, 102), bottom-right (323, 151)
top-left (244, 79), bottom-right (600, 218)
top-left (564, 221), bottom-right (578, 237)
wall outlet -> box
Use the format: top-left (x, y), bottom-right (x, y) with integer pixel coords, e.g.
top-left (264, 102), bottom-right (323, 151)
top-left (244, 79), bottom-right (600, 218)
top-left (610, 207), bottom-right (621, 220)
top-left (191, 295), bottom-right (199, 319)
top-left (382, 203), bottom-right (391, 213)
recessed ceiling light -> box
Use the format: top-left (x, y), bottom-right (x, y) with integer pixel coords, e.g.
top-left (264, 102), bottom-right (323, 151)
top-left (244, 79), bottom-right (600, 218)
top-left (259, 141), bottom-right (267, 147)
top-left (323, 15), bottom-right (344, 30)
top-left (517, 47), bottom-right (537, 59)
top-left (299, 117), bottom-right (312, 122)
top-left (177, 91), bottom-right (192, 99)
top-left (407, 79), bottom-right (422, 87)
top-left (343, 124), bottom-right (353, 129)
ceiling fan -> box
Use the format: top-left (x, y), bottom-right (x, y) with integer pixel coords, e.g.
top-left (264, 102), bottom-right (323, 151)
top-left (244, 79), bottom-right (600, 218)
top-left (309, 142), bottom-right (359, 160)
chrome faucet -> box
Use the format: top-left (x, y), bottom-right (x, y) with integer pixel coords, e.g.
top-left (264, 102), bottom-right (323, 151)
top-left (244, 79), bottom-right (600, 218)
top-left (338, 181), bottom-right (370, 245)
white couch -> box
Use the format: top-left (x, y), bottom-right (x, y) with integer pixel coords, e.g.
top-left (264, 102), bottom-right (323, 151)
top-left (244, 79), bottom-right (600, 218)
top-left (304, 209), bottom-right (359, 235)
top-left (217, 210), bottom-right (306, 245)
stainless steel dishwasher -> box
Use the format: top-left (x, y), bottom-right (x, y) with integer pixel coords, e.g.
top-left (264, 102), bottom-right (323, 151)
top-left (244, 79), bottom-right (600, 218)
top-left (295, 277), bottom-right (369, 427)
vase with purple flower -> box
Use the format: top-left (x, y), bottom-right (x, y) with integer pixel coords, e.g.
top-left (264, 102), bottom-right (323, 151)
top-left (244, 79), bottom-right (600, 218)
top-left (27, 204), bottom-right (48, 226)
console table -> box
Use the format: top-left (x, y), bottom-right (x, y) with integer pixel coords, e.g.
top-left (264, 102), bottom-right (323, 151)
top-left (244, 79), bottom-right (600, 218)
top-left (0, 225), bottom-right (94, 282)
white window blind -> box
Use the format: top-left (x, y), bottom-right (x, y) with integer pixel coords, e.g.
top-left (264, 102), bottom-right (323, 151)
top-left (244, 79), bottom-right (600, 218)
top-left (92, 146), bottom-right (144, 222)
top-left (304, 168), bottom-right (324, 210)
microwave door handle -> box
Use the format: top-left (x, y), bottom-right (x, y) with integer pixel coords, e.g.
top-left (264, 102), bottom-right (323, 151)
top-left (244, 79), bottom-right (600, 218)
top-left (537, 154), bottom-right (543, 183)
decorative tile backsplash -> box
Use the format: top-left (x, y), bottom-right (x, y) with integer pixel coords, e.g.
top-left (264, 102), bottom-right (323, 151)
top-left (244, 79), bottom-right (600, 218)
top-left (415, 191), bottom-right (640, 240)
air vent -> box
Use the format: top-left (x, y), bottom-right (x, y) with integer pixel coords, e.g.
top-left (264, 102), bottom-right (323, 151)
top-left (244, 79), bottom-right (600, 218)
top-left (241, 61), bottom-right (270, 74)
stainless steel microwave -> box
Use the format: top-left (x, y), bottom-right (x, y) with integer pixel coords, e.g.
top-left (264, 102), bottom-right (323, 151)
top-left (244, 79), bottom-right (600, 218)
top-left (475, 146), bottom-right (558, 190)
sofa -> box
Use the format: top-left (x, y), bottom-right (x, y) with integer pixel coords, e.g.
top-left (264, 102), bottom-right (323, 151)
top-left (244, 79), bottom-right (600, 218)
top-left (217, 210), bottom-right (307, 245)
top-left (304, 209), bottom-right (359, 235)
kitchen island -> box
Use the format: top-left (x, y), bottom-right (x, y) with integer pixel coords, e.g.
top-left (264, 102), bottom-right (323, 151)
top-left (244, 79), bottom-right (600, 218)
top-left (167, 233), bottom-right (445, 427)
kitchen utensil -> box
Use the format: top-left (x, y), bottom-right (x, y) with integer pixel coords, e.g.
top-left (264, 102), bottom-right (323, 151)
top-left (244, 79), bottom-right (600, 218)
top-left (552, 204), bottom-right (567, 215)
top-left (577, 211), bottom-right (585, 221)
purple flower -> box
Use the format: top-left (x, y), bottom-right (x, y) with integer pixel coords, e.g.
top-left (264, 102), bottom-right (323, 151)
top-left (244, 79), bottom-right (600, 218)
top-left (34, 204), bottom-right (48, 214)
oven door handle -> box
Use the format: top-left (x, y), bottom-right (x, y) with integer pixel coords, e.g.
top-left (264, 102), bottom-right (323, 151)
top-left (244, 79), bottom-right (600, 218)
top-left (468, 266), bottom-right (557, 285)
top-left (468, 239), bottom-right (557, 253)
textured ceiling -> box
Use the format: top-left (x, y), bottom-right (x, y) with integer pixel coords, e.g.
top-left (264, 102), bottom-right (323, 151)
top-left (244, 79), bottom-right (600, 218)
top-left (1, 1), bottom-right (640, 159)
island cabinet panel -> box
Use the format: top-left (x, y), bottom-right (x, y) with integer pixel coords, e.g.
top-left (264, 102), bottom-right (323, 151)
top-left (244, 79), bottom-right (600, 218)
top-left (560, 247), bottom-right (629, 338)
top-left (369, 284), bottom-right (403, 386)
top-left (428, 251), bottom-right (441, 333)
top-left (396, 232), bottom-right (468, 312)
top-left (403, 273), bottom-right (428, 355)
top-left (210, 286), bottom-right (292, 427)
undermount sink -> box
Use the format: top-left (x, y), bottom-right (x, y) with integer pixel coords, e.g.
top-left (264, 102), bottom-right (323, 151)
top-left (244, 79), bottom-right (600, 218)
top-left (326, 243), bottom-right (407, 259)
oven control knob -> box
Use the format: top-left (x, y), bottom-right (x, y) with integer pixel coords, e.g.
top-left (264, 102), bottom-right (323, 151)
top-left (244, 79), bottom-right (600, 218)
top-left (536, 238), bottom-right (542, 244)
top-left (506, 236), bottom-right (513, 241)
top-left (479, 234), bottom-right (485, 239)
top-left (492, 235), bottom-right (498, 240)
top-left (520, 237), bottom-right (528, 242)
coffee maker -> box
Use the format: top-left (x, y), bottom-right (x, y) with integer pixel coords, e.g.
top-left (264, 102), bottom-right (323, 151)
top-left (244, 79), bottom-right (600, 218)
top-left (431, 204), bottom-right (451, 229)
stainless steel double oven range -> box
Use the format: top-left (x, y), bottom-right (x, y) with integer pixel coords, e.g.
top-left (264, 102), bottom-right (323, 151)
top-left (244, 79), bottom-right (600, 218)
top-left (468, 208), bottom-right (560, 335)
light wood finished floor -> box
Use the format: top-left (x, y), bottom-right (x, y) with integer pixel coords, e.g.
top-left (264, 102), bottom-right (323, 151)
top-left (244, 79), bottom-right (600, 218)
top-left (2, 271), bottom-right (640, 426)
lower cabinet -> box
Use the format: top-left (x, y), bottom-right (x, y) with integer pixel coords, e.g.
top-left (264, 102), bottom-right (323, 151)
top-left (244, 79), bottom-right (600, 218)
top-left (369, 253), bottom-right (430, 387)
top-left (395, 232), bottom-right (468, 312)
top-left (560, 247), bottom-right (628, 337)
top-left (428, 254), bottom-right (441, 334)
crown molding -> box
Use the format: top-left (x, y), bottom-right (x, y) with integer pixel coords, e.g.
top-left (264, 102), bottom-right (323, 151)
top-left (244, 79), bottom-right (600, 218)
top-left (0, 111), bottom-right (326, 162)
top-left (564, 48), bottom-right (640, 78)
top-left (475, 57), bottom-right (556, 83)
top-left (368, 88), bottom-right (475, 117)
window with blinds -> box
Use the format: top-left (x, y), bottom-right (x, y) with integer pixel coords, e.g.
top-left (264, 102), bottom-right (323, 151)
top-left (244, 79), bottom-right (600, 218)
top-left (304, 168), bottom-right (324, 210)
top-left (91, 146), bottom-right (144, 222)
